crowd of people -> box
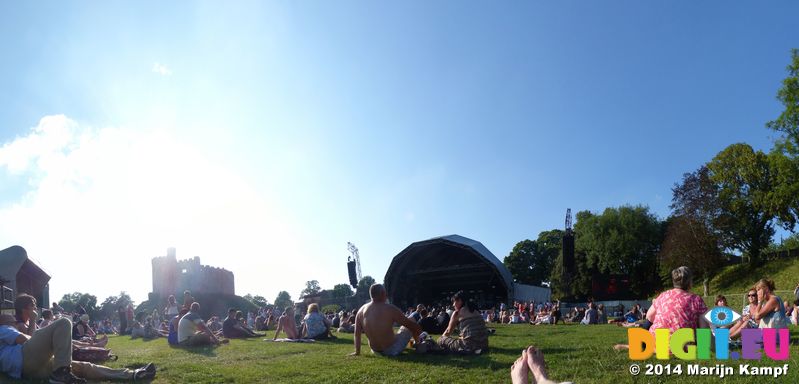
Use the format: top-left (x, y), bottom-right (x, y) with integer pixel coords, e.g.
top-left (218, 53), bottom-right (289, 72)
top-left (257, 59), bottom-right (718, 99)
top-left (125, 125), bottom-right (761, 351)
top-left (4, 269), bottom-right (797, 383)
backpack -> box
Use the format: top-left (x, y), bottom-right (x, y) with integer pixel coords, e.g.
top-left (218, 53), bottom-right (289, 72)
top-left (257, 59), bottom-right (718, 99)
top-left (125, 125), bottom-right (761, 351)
top-left (72, 347), bottom-right (118, 363)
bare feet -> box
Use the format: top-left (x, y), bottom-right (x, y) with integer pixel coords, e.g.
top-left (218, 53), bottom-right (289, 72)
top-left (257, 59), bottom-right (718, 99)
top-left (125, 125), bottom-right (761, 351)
top-left (511, 349), bottom-right (530, 384)
top-left (613, 344), bottom-right (629, 351)
top-left (525, 346), bottom-right (548, 384)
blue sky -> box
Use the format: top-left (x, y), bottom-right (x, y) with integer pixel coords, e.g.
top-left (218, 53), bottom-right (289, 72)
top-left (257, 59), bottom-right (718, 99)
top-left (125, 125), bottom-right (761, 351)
top-left (0, 1), bottom-right (797, 305)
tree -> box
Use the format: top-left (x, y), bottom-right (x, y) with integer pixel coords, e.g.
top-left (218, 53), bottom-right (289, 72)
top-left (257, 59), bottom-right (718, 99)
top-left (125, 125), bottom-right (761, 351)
top-left (503, 240), bottom-right (537, 284)
top-left (535, 229), bottom-right (563, 285)
top-left (300, 280), bottom-right (321, 298)
top-left (573, 206), bottom-right (663, 298)
top-left (707, 143), bottom-right (783, 264)
top-left (274, 291), bottom-right (293, 310)
top-left (356, 276), bottom-right (376, 300)
top-left (767, 49), bottom-right (799, 152)
top-left (58, 292), bottom-right (98, 315)
top-left (244, 294), bottom-right (269, 308)
top-left (331, 284), bottom-right (354, 299)
top-left (659, 215), bottom-right (725, 296)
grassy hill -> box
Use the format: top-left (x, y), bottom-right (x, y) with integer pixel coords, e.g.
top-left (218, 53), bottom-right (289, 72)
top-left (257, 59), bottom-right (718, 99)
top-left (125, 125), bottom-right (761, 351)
top-left (692, 257), bottom-right (799, 310)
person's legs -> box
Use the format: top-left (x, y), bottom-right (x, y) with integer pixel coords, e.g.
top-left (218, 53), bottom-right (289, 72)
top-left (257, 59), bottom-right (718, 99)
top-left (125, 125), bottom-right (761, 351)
top-left (70, 361), bottom-right (133, 380)
top-left (436, 334), bottom-right (465, 353)
top-left (21, 317), bottom-right (71, 379)
top-left (379, 327), bottom-right (413, 356)
top-left (182, 332), bottom-right (213, 346)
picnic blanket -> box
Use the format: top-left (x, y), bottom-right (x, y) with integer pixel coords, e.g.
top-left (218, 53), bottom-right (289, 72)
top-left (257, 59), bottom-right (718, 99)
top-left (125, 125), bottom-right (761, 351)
top-left (265, 338), bottom-right (316, 343)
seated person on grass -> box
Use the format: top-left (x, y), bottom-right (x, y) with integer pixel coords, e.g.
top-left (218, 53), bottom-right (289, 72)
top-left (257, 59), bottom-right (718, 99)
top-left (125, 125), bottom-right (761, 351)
top-left (223, 308), bottom-right (261, 338)
top-left (14, 296), bottom-right (107, 348)
top-left (0, 298), bottom-right (156, 383)
top-left (38, 309), bottom-right (54, 329)
top-left (274, 306), bottom-right (300, 340)
top-left (206, 316), bottom-right (223, 333)
top-left (580, 302), bottom-right (599, 325)
top-left (350, 284), bottom-right (421, 357)
top-left (417, 309), bottom-right (439, 334)
top-left (301, 303), bottom-right (332, 340)
top-left (338, 313), bottom-right (356, 333)
top-left (178, 302), bottom-right (225, 347)
top-left (433, 290), bottom-right (488, 354)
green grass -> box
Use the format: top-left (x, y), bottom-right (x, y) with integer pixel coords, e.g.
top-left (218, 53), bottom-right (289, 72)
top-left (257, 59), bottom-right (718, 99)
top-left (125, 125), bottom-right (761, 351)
top-left (691, 257), bottom-right (799, 310)
top-left (5, 324), bottom-right (799, 383)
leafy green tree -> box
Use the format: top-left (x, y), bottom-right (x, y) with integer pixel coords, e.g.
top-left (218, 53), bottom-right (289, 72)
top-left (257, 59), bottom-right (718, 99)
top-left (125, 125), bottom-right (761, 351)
top-left (244, 294), bottom-right (269, 308)
top-left (356, 276), bottom-right (376, 301)
top-left (300, 280), bottom-right (321, 298)
top-left (707, 144), bottom-right (783, 264)
top-left (58, 292), bottom-right (98, 314)
top-left (274, 291), bottom-right (293, 310)
top-left (536, 229), bottom-right (563, 284)
top-left (765, 233), bottom-right (799, 254)
top-left (331, 284), bottom-right (354, 299)
top-left (503, 240), bottom-right (537, 284)
top-left (659, 215), bottom-right (725, 296)
top-left (322, 304), bottom-right (341, 314)
top-left (573, 206), bottom-right (663, 298)
top-left (767, 49), bottom-right (799, 152)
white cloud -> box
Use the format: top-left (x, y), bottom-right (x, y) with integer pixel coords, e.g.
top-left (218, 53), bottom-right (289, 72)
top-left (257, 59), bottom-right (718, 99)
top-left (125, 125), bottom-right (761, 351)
top-left (0, 116), bottom-right (309, 304)
top-left (151, 62), bottom-right (172, 76)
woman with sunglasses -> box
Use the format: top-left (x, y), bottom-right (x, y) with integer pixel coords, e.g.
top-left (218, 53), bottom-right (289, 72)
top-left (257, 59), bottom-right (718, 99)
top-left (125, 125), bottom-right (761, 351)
top-left (729, 288), bottom-right (759, 339)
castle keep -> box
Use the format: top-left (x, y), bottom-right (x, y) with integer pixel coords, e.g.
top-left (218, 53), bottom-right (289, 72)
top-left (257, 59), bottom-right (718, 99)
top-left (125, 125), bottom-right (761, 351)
top-left (151, 248), bottom-right (234, 297)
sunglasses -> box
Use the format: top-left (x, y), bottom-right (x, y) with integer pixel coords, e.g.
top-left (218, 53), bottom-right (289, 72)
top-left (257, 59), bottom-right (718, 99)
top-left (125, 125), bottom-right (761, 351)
top-left (747, 294), bottom-right (757, 297)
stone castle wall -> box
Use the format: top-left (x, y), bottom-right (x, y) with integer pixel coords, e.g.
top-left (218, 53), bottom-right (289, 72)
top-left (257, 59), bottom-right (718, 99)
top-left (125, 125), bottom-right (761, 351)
top-left (151, 248), bottom-right (234, 297)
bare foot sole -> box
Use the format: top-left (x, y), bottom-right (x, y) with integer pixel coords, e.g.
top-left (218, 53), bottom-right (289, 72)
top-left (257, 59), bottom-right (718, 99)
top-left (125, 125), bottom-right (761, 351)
top-left (511, 349), bottom-right (529, 384)
top-left (613, 344), bottom-right (629, 351)
top-left (525, 346), bottom-right (548, 384)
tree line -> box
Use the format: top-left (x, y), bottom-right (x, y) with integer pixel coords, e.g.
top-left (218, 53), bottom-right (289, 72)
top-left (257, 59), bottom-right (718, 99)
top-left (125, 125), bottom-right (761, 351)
top-left (504, 49), bottom-right (799, 299)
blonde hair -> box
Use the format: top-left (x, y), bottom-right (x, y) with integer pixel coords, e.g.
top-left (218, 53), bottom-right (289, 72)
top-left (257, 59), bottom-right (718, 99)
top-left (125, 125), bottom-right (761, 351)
top-left (307, 303), bottom-right (319, 314)
top-left (754, 279), bottom-right (776, 293)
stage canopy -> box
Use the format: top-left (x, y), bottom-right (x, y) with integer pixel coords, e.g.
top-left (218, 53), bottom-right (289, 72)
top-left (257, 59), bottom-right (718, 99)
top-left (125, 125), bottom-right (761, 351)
top-left (384, 235), bottom-right (516, 309)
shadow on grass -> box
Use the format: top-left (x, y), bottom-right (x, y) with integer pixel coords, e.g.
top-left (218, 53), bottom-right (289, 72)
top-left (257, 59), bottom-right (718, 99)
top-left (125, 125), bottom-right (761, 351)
top-left (168, 344), bottom-right (218, 357)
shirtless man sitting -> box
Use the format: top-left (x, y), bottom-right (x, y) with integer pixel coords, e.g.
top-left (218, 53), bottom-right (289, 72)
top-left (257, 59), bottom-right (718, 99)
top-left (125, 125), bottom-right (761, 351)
top-left (273, 306), bottom-right (300, 340)
top-left (350, 284), bottom-right (421, 357)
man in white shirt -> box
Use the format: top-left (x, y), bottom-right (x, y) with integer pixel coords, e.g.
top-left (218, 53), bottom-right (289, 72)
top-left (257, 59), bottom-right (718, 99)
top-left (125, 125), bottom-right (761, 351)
top-left (178, 302), bottom-right (223, 346)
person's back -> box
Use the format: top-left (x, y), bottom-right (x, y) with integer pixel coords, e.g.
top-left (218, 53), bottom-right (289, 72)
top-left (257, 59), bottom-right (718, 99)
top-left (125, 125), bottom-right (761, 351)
top-left (178, 311), bottom-right (202, 343)
top-left (360, 301), bottom-right (401, 351)
top-left (303, 311), bottom-right (328, 339)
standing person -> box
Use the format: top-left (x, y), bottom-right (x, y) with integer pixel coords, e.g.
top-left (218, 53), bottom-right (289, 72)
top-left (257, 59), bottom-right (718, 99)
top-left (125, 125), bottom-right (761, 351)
top-left (182, 291), bottom-right (195, 311)
top-left (350, 284), bottom-right (422, 357)
top-left (117, 305), bottom-right (128, 336)
top-left (164, 295), bottom-right (179, 319)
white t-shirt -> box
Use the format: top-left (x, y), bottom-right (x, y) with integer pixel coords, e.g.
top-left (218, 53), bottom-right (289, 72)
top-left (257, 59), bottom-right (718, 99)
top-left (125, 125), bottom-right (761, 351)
top-left (165, 305), bottom-right (179, 317)
top-left (177, 312), bottom-right (205, 342)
